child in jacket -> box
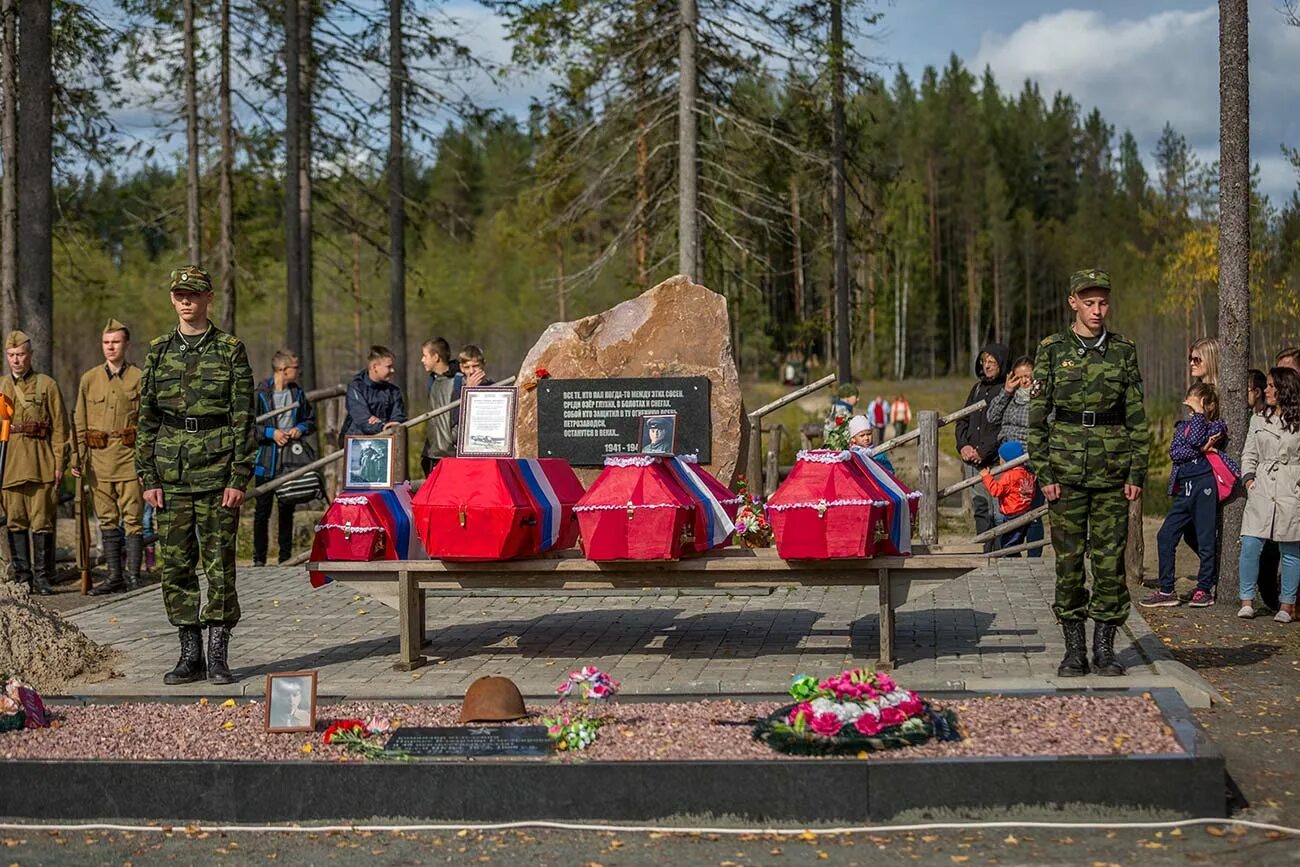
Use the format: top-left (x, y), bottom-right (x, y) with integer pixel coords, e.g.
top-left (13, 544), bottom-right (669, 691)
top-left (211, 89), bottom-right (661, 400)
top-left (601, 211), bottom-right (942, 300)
top-left (980, 440), bottom-right (1036, 550)
top-left (1144, 383), bottom-right (1235, 609)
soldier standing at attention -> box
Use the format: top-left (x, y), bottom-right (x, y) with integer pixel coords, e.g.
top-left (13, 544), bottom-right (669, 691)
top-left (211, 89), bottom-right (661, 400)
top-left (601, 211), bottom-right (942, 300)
top-left (136, 267), bottom-right (256, 685)
top-left (74, 319), bottom-right (146, 595)
top-left (1028, 269), bottom-right (1149, 678)
top-left (1, 331), bottom-right (70, 596)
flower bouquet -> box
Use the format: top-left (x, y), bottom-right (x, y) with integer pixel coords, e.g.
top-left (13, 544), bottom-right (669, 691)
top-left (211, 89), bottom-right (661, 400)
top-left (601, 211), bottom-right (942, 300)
top-left (0, 675), bottom-right (47, 733)
top-left (823, 415), bottom-right (850, 451)
top-left (752, 667), bottom-right (962, 755)
top-left (732, 475), bottom-right (773, 548)
top-left (545, 666), bottom-right (619, 751)
top-left (321, 716), bottom-right (410, 761)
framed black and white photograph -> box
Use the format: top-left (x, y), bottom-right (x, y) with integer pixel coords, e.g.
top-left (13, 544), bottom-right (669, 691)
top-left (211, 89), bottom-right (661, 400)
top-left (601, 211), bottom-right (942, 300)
top-left (638, 414), bottom-right (677, 456)
top-left (344, 435), bottom-right (395, 489)
top-left (264, 671), bottom-right (318, 733)
top-left (457, 386), bottom-right (518, 458)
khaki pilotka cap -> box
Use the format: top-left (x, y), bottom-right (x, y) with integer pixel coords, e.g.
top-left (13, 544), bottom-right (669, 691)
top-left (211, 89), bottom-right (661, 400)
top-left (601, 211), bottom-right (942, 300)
top-left (103, 318), bottom-right (128, 334)
top-left (4, 330), bottom-right (30, 349)
top-left (1069, 268), bottom-right (1111, 295)
top-left (169, 266), bottom-right (212, 292)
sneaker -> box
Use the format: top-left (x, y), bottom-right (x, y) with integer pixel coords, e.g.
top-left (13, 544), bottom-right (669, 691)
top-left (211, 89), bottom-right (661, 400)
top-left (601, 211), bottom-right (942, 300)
top-left (1275, 609), bottom-right (1294, 624)
top-left (1140, 590), bottom-right (1181, 608)
top-left (1237, 604), bottom-right (1256, 619)
top-left (1188, 590), bottom-right (1214, 608)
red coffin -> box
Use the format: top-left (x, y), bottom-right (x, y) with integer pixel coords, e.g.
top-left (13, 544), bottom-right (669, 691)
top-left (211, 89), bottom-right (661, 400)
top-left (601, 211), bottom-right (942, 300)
top-left (575, 457), bottom-right (697, 561)
top-left (411, 457), bottom-right (585, 561)
top-left (308, 486), bottom-right (426, 587)
top-left (766, 450), bottom-right (889, 559)
top-left (662, 457), bottom-right (742, 554)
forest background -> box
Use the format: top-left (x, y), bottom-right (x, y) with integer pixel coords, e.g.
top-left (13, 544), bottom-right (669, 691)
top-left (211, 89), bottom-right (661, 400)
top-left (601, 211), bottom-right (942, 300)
top-left (7, 0), bottom-right (1300, 408)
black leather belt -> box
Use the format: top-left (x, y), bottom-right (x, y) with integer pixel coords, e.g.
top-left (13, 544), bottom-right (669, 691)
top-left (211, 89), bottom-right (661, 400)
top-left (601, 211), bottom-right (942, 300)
top-left (160, 412), bottom-right (230, 433)
top-left (1055, 409), bottom-right (1125, 427)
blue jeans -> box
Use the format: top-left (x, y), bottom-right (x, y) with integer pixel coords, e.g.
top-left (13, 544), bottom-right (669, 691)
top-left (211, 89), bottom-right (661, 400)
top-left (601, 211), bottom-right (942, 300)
top-left (1240, 536), bottom-right (1300, 605)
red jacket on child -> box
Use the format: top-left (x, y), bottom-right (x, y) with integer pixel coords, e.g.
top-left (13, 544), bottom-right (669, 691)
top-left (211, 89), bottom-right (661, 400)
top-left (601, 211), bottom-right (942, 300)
top-left (981, 465), bottom-right (1036, 517)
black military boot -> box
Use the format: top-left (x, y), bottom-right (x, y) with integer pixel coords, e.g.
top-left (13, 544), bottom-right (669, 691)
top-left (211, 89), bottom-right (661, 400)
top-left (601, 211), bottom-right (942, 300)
top-left (123, 533), bottom-right (144, 590)
top-left (163, 626), bottom-right (206, 685)
top-left (1092, 622), bottom-right (1126, 677)
top-left (1057, 620), bottom-right (1090, 677)
top-left (90, 528), bottom-right (126, 595)
top-left (30, 532), bottom-right (55, 596)
top-left (207, 625), bottom-right (235, 685)
top-left (7, 530), bottom-right (32, 589)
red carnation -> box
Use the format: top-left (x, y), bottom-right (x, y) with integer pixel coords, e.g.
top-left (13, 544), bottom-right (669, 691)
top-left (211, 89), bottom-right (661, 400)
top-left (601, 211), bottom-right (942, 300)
top-left (322, 719), bottom-right (367, 744)
top-left (836, 416), bottom-right (848, 427)
top-left (535, 367), bottom-right (551, 379)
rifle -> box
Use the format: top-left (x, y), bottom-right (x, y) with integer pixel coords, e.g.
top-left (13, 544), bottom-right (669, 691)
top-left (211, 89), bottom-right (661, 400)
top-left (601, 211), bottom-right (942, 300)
top-left (76, 472), bottom-right (92, 594)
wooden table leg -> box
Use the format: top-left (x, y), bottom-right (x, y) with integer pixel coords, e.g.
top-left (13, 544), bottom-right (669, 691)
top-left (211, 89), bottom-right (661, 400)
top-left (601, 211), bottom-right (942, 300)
top-left (877, 567), bottom-right (895, 671)
top-left (394, 570), bottom-right (428, 671)
top-left (416, 587), bottom-right (427, 647)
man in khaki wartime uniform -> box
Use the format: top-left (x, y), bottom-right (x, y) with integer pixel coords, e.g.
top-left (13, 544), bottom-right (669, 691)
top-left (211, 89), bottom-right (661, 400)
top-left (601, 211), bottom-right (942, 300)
top-left (73, 319), bottom-right (145, 595)
top-left (1, 331), bottom-right (70, 595)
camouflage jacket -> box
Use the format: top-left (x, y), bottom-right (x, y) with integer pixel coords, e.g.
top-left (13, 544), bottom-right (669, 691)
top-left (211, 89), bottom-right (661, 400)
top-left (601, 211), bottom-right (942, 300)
top-left (1027, 328), bottom-right (1149, 490)
top-left (135, 325), bottom-right (256, 493)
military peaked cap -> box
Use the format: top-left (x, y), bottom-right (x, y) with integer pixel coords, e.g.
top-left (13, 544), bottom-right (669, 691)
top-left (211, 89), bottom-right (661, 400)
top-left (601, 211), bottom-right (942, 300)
top-left (1069, 268), bottom-right (1111, 295)
top-left (169, 265), bottom-right (213, 292)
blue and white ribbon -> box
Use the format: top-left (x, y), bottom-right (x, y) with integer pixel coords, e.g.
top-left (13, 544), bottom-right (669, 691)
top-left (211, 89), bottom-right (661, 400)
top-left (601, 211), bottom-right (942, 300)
top-left (850, 446), bottom-right (913, 554)
top-left (667, 456), bottom-right (734, 548)
top-left (517, 458), bottom-right (562, 552)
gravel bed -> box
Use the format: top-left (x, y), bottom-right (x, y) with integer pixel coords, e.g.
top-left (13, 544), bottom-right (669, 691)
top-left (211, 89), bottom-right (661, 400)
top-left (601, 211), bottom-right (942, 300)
top-left (0, 694), bottom-right (1182, 762)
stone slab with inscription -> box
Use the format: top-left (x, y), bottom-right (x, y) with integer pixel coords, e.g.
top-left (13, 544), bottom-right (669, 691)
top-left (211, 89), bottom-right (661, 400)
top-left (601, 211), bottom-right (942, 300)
top-left (514, 274), bottom-right (746, 486)
top-left (536, 376), bottom-right (711, 466)
top-left (385, 725), bottom-right (553, 758)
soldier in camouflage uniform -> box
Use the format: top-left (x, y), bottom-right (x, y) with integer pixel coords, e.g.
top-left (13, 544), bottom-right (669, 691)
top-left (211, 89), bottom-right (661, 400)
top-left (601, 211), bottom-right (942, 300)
top-left (1028, 269), bottom-right (1149, 677)
top-left (74, 318), bottom-right (145, 595)
top-left (1, 331), bottom-right (70, 596)
top-left (136, 267), bottom-right (256, 685)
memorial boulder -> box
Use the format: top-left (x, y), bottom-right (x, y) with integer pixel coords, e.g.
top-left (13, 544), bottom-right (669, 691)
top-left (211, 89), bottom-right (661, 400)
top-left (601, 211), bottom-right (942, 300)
top-left (515, 275), bottom-right (746, 486)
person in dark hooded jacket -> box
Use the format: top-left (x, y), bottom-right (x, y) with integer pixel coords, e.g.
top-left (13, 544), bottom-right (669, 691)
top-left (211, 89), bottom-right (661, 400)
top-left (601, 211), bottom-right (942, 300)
top-left (955, 342), bottom-right (1009, 546)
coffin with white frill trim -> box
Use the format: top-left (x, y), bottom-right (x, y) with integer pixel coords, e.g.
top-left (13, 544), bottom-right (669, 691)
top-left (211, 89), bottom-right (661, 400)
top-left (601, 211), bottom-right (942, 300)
top-left (308, 484), bottom-right (427, 587)
top-left (848, 446), bottom-right (921, 556)
top-left (411, 457), bottom-right (585, 561)
top-left (575, 455), bottom-right (738, 560)
top-left (766, 450), bottom-right (891, 560)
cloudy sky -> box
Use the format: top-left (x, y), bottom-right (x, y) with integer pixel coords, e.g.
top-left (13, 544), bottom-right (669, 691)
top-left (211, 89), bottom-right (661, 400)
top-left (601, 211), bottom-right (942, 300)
top-left (112, 1), bottom-right (1300, 205)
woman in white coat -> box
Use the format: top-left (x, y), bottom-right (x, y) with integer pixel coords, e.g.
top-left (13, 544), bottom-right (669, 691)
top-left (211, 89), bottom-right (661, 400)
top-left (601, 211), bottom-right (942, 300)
top-left (1238, 367), bottom-right (1300, 622)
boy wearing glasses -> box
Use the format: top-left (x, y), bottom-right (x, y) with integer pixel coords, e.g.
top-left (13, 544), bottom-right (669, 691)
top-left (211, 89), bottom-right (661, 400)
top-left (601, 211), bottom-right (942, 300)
top-left (252, 349), bottom-right (316, 566)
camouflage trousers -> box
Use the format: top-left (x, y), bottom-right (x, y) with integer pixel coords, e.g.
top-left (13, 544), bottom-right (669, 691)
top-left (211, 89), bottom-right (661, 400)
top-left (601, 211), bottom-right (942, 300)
top-left (157, 490), bottom-right (241, 628)
top-left (1048, 483), bottom-right (1131, 625)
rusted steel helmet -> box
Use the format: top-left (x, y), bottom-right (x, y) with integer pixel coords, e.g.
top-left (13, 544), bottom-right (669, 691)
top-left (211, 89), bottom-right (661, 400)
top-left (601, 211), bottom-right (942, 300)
top-left (459, 676), bottom-right (527, 723)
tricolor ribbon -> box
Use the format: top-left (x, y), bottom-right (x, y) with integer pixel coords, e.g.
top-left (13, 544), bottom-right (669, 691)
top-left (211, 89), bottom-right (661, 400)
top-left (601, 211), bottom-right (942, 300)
top-left (516, 458), bottom-right (562, 552)
top-left (850, 446), bottom-right (913, 554)
top-left (667, 456), bottom-right (734, 548)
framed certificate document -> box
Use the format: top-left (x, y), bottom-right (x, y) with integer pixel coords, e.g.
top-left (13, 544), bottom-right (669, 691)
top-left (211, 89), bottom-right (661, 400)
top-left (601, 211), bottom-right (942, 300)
top-left (457, 387), bottom-right (518, 458)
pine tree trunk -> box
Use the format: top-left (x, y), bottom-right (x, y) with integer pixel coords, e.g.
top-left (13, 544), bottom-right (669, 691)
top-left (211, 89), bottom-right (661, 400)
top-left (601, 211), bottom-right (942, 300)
top-left (388, 0), bottom-right (407, 388)
top-left (1217, 0), bottom-right (1250, 602)
top-left (992, 246), bottom-right (1001, 345)
top-left (183, 0), bottom-right (201, 264)
top-left (830, 0), bottom-right (851, 383)
top-left (217, 0), bottom-right (235, 333)
top-left (677, 0), bottom-right (698, 280)
top-left (555, 241), bottom-right (566, 320)
top-left (350, 219), bottom-right (362, 360)
top-left (633, 0), bottom-right (649, 290)
top-left (16, 0), bottom-right (51, 373)
top-left (284, 0), bottom-right (301, 357)
top-left (965, 229), bottom-right (980, 364)
top-left (789, 173), bottom-right (804, 321)
top-left (0, 0), bottom-right (17, 340)
top-left (298, 0), bottom-right (315, 388)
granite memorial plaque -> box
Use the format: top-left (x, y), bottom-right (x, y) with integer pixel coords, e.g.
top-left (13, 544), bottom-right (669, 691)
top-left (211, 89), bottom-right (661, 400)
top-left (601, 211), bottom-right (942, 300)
top-left (385, 725), bottom-right (553, 757)
top-left (536, 376), bottom-right (712, 466)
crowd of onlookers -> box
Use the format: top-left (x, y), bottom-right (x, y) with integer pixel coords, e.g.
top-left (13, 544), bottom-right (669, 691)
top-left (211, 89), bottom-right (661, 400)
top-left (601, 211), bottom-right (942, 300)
top-left (253, 339), bottom-right (493, 565)
top-left (826, 340), bottom-right (1300, 624)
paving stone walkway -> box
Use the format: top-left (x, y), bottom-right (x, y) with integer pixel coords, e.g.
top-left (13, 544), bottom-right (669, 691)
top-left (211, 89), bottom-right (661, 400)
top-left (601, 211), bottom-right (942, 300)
top-left (63, 557), bottom-right (1215, 705)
